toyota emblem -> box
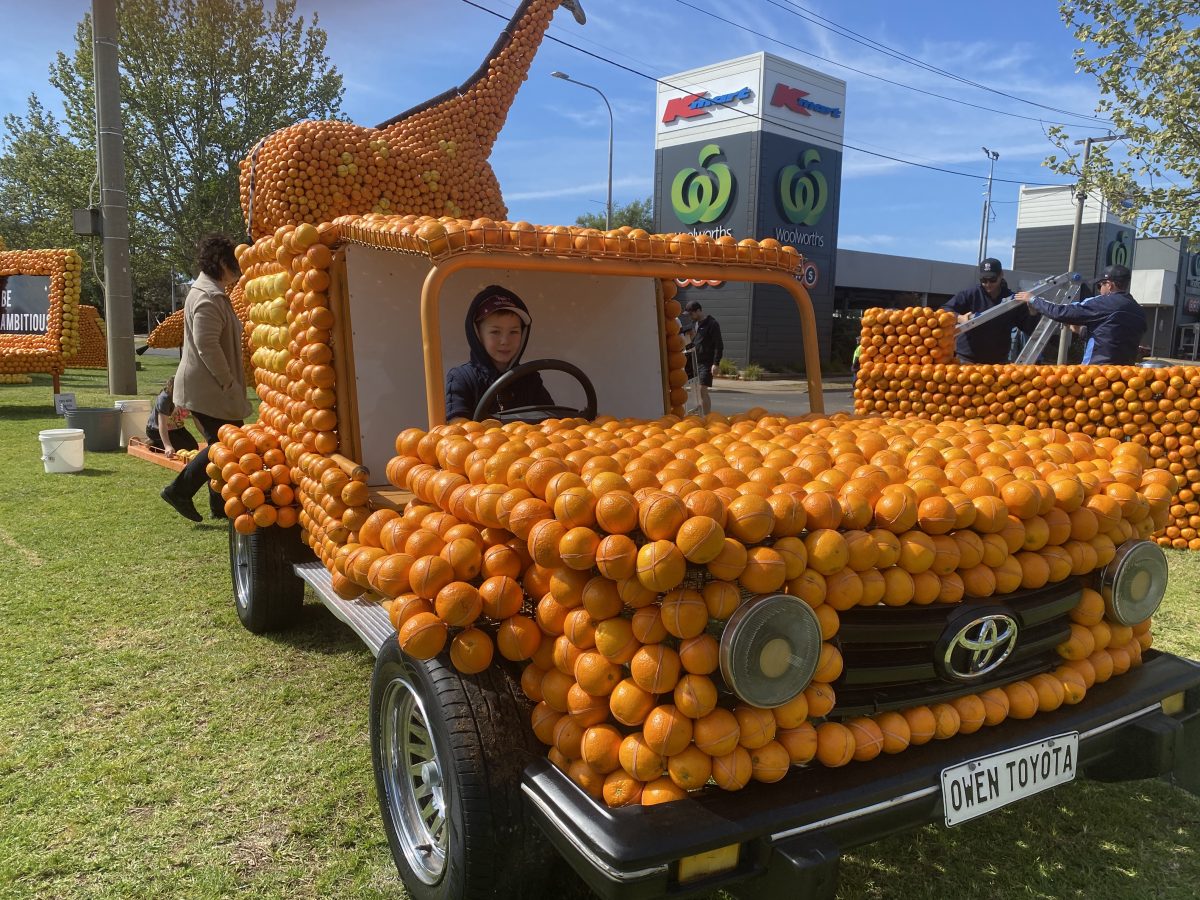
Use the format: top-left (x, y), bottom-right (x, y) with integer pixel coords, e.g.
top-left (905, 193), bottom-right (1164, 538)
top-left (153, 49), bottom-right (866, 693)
top-left (943, 614), bottom-right (1018, 680)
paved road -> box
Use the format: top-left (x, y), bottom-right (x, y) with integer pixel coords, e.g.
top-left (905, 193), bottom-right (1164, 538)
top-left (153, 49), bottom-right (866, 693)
top-left (708, 378), bottom-right (856, 418)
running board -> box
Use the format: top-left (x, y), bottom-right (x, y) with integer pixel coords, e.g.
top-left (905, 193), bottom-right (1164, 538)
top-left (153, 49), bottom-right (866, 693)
top-left (295, 560), bottom-right (395, 657)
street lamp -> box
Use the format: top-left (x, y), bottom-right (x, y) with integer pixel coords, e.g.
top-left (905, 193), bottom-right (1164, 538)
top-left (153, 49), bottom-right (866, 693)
top-left (551, 70), bottom-right (613, 230)
top-left (978, 147), bottom-right (1000, 264)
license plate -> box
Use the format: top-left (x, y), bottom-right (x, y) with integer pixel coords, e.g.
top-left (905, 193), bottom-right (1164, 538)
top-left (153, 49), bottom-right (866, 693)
top-left (941, 732), bottom-right (1078, 827)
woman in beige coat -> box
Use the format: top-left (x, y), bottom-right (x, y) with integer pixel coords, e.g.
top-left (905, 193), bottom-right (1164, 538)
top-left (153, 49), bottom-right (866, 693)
top-left (160, 235), bottom-right (252, 522)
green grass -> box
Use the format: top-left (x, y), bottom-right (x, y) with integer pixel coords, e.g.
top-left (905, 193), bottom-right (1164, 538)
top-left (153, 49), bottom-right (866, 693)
top-left (1, 362), bottom-right (1199, 900)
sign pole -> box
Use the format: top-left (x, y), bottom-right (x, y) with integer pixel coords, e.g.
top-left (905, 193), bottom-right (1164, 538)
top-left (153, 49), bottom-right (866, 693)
top-left (92, 0), bottom-right (138, 394)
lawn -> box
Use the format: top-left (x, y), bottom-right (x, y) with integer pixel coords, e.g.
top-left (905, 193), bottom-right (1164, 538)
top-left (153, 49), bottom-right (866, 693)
top-left (1, 361), bottom-right (1198, 900)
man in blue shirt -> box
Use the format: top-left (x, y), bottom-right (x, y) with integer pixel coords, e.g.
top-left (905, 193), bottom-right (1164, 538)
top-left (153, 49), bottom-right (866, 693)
top-left (943, 258), bottom-right (1038, 364)
top-left (1015, 264), bottom-right (1146, 365)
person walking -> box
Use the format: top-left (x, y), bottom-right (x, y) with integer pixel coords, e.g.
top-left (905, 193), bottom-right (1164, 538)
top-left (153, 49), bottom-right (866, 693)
top-left (684, 300), bottom-right (723, 415)
top-left (160, 235), bottom-right (251, 522)
top-left (942, 258), bottom-right (1038, 364)
top-left (1015, 264), bottom-right (1146, 365)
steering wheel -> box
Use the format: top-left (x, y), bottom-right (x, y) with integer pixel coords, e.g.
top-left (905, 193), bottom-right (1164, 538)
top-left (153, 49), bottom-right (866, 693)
top-left (473, 358), bottom-right (598, 423)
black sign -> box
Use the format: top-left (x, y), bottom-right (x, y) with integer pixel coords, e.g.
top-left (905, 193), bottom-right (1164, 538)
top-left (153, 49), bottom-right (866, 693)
top-left (0, 274), bottom-right (51, 335)
top-left (1185, 295), bottom-right (1200, 316)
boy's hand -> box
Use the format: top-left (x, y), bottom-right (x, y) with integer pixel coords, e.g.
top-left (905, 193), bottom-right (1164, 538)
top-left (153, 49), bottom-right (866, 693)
top-left (164, 445), bottom-right (176, 458)
top-left (710, 364), bottom-right (718, 376)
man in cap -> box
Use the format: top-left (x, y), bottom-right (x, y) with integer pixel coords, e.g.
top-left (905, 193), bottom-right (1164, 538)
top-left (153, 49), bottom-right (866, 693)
top-left (1015, 264), bottom-right (1145, 365)
top-left (942, 258), bottom-right (1038, 364)
top-left (684, 300), bottom-right (724, 415)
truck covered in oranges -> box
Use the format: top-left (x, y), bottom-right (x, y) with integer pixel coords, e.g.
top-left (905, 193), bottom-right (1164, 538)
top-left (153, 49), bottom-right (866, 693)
top-left (203, 2), bottom-right (1200, 898)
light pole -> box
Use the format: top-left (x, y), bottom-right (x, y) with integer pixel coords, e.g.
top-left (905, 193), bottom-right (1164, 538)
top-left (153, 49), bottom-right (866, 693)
top-left (551, 71), bottom-right (613, 230)
top-left (1059, 132), bottom-right (1127, 362)
top-left (978, 147), bottom-right (1000, 264)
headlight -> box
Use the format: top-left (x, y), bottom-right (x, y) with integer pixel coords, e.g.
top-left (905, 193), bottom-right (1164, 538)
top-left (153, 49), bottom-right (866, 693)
top-left (1098, 540), bottom-right (1168, 626)
top-left (719, 594), bottom-right (823, 708)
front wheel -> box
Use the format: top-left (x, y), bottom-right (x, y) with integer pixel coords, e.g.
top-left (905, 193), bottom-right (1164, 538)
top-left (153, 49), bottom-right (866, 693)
top-left (370, 639), bottom-right (561, 900)
top-left (228, 522), bottom-right (305, 633)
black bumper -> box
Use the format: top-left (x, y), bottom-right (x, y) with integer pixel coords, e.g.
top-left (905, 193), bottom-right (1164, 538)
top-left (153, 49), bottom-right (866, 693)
top-left (522, 651), bottom-right (1200, 900)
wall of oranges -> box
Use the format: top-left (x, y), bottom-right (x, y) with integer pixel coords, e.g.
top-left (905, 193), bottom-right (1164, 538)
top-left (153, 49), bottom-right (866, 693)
top-left (855, 308), bottom-right (1200, 551)
top-left (65, 305), bottom-right (107, 369)
top-left (0, 248), bottom-right (83, 381)
top-left (321, 411), bottom-right (1157, 806)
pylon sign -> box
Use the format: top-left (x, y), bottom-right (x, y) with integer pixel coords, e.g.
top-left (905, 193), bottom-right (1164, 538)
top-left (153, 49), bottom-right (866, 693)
top-left (654, 52), bottom-right (845, 367)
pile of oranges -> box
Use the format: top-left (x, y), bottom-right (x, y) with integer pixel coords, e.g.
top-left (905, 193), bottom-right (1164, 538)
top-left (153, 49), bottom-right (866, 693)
top-left (238, 0), bottom-right (572, 238)
top-left (206, 423), bottom-right (299, 533)
top-left (0, 248), bottom-right (82, 379)
top-left (205, 222), bottom-right (345, 537)
top-left (858, 308), bottom-right (957, 367)
top-left (339, 213), bottom-right (804, 272)
top-left (316, 411), bottom-right (1158, 806)
top-left (854, 312), bottom-right (1200, 550)
top-left (65, 305), bottom-right (107, 369)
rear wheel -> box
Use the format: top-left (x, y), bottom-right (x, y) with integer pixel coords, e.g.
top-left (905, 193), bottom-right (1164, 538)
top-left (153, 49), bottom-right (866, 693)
top-left (228, 522), bottom-right (305, 633)
top-left (370, 639), bottom-right (562, 900)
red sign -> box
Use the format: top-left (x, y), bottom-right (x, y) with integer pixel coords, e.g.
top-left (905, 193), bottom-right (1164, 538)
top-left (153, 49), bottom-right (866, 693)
top-left (661, 87), bottom-right (754, 124)
top-left (770, 82), bottom-right (842, 119)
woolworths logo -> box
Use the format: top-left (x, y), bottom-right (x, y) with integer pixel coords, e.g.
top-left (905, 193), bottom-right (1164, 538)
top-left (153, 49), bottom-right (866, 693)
top-left (779, 148), bottom-right (829, 226)
top-left (670, 144), bottom-right (733, 225)
top-left (1106, 231), bottom-right (1131, 267)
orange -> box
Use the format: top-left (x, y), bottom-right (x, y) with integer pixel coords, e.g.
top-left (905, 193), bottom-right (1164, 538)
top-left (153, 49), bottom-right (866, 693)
top-left (595, 490), bottom-right (640, 534)
top-left (733, 706), bottom-right (777, 750)
top-left (641, 776), bottom-right (688, 806)
top-left (673, 674), bottom-right (718, 719)
top-left (711, 746), bottom-right (753, 790)
top-left (706, 538), bottom-right (749, 581)
top-left (408, 555), bottom-right (455, 600)
top-left (642, 705), bottom-right (694, 757)
top-left (397, 612), bottom-right (447, 659)
top-left (602, 770), bottom-right (644, 808)
top-left (804, 529), bottom-right (849, 575)
top-left (694, 708), bottom-right (742, 757)
top-left (609, 679), bottom-right (656, 726)
top-left (668, 745), bottom-right (714, 791)
top-left (749, 740), bottom-right (791, 783)
top-left (449, 627), bottom-right (494, 674)
top-left (814, 722), bottom-right (856, 767)
top-left (496, 615), bottom-right (541, 661)
top-left (636, 540), bottom-right (686, 592)
top-left (846, 717), bottom-right (884, 762)
top-left (629, 644), bottom-right (682, 694)
top-left (1004, 680), bottom-right (1040, 719)
top-left (726, 494), bottom-right (775, 543)
top-left (435, 581), bottom-right (482, 627)
top-left (902, 706), bottom-right (937, 746)
top-left (595, 534), bottom-right (638, 581)
top-left (875, 711), bottom-right (911, 754)
top-left (639, 491), bottom-right (688, 541)
top-left (675, 515), bottom-right (726, 563)
top-left (678, 634), bottom-right (720, 675)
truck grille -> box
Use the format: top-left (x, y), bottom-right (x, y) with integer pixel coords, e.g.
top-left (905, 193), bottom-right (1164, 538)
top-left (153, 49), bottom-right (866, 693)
top-left (829, 578), bottom-right (1082, 718)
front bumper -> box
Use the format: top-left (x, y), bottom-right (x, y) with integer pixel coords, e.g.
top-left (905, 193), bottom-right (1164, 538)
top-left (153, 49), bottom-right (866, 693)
top-left (522, 651), bottom-right (1200, 900)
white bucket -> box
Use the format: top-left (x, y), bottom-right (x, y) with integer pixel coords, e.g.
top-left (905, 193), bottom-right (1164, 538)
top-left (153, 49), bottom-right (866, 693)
top-left (39, 428), bottom-right (86, 474)
top-left (114, 399), bottom-right (153, 448)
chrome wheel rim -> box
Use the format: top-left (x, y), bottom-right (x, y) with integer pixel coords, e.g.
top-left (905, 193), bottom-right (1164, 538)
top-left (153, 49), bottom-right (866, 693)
top-left (233, 532), bottom-right (251, 611)
top-left (380, 672), bottom-right (448, 884)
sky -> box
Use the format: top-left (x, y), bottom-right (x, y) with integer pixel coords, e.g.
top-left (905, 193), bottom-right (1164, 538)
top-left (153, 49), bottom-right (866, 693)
top-left (0, 0), bottom-right (1128, 269)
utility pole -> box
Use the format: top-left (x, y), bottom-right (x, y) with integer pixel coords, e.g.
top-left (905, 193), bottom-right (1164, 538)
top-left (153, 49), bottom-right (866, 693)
top-left (93, 0), bottom-right (137, 394)
top-left (1059, 133), bottom-right (1126, 363)
top-left (978, 147), bottom-right (1000, 263)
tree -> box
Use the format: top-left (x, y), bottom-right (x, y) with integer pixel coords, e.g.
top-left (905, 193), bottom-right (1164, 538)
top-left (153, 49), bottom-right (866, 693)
top-left (0, 0), bottom-right (343, 325)
top-left (575, 197), bottom-right (655, 232)
top-left (1045, 0), bottom-right (1200, 239)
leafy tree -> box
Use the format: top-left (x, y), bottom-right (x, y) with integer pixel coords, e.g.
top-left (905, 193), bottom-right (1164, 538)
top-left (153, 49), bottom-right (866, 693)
top-left (0, 0), bottom-right (343, 325)
top-left (575, 197), bottom-right (655, 232)
top-left (1045, 0), bottom-right (1200, 239)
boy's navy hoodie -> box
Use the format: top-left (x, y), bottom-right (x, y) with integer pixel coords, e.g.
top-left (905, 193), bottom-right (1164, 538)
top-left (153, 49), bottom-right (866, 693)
top-left (444, 286), bottom-right (554, 421)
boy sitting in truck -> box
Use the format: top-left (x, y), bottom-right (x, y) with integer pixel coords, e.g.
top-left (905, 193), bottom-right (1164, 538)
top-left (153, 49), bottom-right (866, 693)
top-left (445, 285), bottom-right (554, 421)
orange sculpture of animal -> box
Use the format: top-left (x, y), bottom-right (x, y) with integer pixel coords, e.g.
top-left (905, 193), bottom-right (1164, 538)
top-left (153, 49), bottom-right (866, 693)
top-left (239, 0), bottom-right (587, 240)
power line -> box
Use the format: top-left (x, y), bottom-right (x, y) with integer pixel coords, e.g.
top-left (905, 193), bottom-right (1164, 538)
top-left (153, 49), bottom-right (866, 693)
top-left (671, 0), bottom-right (1112, 131)
top-left (459, 0), bottom-right (1074, 188)
top-left (762, 0), bottom-right (1115, 127)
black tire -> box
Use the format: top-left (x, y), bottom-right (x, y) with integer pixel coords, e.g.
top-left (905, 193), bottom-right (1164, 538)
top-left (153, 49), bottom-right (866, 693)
top-left (370, 640), bottom-right (565, 900)
top-left (228, 521), bottom-right (305, 633)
